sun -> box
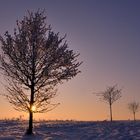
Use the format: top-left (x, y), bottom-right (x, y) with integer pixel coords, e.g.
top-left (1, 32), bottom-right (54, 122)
top-left (31, 105), bottom-right (36, 112)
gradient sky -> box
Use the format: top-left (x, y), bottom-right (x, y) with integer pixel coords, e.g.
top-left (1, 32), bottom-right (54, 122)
top-left (0, 0), bottom-right (140, 121)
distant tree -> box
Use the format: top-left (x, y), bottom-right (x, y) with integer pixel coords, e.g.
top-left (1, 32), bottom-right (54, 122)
top-left (128, 101), bottom-right (139, 121)
top-left (95, 85), bottom-right (122, 122)
top-left (0, 10), bottom-right (81, 135)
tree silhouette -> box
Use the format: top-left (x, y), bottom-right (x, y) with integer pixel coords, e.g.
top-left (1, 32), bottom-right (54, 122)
top-left (96, 85), bottom-right (122, 122)
top-left (0, 10), bottom-right (81, 134)
top-left (128, 101), bottom-right (139, 121)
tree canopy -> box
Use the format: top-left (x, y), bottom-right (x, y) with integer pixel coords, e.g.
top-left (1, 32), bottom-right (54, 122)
top-left (0, 10), bottom-right (82, 134)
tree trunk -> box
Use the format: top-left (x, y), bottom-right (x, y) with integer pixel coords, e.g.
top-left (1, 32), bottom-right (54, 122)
top-left (26, 85), bottom-right (34, 135)
top-left (26, 110), bottom-right (33, 134)
top-left (134, 112), bottom-right (136, 121)
top-left (26, 43), bottom-right (35, 135)
top-left (109, 104), bottom-right (112, 122)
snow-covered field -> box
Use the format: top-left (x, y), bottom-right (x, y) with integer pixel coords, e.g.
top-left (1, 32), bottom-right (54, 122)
top-left (0, 120), bottom-right (140, 140)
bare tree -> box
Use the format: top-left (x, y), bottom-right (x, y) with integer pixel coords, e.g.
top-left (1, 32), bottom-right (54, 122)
top-left (0, 10), bottom-right (81, 134)
top-left (128, 101), bottom-right (139, 121)
top-left (95, 85), bottom-right (122, 122)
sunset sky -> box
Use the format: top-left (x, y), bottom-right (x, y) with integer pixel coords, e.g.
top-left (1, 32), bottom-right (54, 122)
top-left (0, 0), bottom-right (140, 121)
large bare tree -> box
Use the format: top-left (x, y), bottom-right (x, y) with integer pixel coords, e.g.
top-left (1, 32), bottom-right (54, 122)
top-left (128, 101), bottom-right (139, 121)
top-left (0, 10), bottom-right (81, 134)
top-left (96, 85), bottom-right (122, 122)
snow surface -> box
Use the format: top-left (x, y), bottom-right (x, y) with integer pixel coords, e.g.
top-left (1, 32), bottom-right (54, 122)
top-left (0, 120), bottom-right (140, 140)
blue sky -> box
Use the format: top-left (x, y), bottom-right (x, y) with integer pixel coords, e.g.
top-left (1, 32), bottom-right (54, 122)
top-left (0, 0), bottom-right (140, 120)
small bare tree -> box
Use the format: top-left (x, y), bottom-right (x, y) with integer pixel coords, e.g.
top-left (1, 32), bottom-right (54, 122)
top-left (0, 10), bottom-right (81, 134)
top-left (96, 85), bottom-right (122, 122)
top-left (128, 101), bottom-right (139, 121)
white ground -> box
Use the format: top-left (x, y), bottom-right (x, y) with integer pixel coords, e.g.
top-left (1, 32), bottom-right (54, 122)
top-left (0, 120), bottom-right (140, 140)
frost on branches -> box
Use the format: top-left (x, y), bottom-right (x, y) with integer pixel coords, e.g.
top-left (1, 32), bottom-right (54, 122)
top-left (0, 10), bottom-right (82, 134)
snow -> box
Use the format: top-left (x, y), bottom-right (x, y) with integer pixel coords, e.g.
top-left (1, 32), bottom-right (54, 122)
top-left (0, 120), bottom-right (140, 139)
